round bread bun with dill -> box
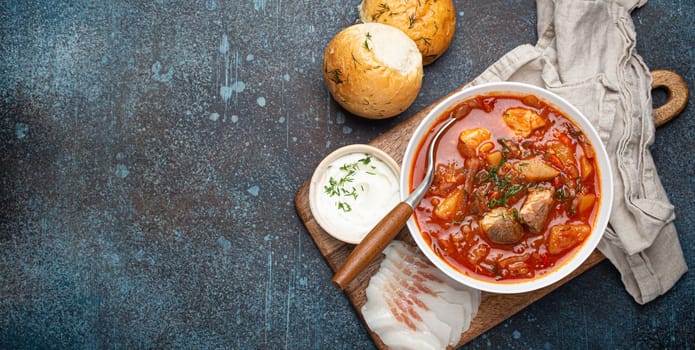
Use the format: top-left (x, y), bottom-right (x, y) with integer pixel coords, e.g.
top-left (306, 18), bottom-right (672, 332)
top-left (358, 0), bottom-right (456, 65)
top-left (322, 22), bottom-right (423, 119)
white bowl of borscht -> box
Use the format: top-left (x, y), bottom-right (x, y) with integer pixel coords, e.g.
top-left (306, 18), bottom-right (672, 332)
top-left (400, 82), bottom-right (613, 294)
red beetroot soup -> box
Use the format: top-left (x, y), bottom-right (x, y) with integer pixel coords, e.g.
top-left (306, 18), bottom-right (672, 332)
top-left (410, 93), bottom-right (601, 282)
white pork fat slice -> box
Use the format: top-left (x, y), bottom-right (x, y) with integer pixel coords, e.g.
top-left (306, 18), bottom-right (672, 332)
top-left (361, 241), bottom-right (481, 350)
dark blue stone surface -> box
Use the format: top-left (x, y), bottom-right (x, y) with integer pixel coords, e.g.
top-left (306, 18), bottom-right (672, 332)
top-left (1, 1), bottom-right (692, 349)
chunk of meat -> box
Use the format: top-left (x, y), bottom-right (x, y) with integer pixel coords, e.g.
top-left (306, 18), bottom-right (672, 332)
top-left (519, 189), bottom-right (554, 233)
top-left (547, 224), bottom-right (591, 254)
top-left (502, 108), bottom-right (546, 137)
top-left (480, 207), bottom-right (524, 244)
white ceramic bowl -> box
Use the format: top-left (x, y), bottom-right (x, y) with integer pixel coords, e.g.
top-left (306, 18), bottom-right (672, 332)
top-left (400, 82), bottom-right (614, 294)
top-left (310, 144), bottom-right (401, 244)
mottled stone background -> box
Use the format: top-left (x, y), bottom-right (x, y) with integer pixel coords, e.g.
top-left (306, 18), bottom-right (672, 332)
top-left (1, 0), bottom-right (693, 349)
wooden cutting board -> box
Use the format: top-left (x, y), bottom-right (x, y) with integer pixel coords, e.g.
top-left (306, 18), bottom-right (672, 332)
top-left (294, 70), bottom-right (688, 349)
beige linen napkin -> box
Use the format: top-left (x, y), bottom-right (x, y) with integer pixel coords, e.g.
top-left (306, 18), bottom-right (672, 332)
top-left (469, 0), bottom-right (687, 304)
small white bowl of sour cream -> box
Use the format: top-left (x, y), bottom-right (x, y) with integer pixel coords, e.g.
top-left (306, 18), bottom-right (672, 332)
top-left (309, 144), bottom-right (401, 244)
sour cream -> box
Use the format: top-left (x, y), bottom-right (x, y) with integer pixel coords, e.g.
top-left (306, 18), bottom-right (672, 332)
top-left (310, 146), bottom-right (400, 244)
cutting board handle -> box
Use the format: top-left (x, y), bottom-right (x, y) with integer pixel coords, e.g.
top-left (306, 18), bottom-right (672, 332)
top-left (652, 70), bottom-right (689, 127)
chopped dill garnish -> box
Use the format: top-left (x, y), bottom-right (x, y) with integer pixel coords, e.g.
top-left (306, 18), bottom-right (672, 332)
top-left (337, 202), bottom-right (352, 212)
top-left (324, 154), bottom-right (376, 212)
top-left (373, 3), bottom-right (390, 20)
top-left (327, 69), bottom-right (344, 84)
top-left (408, 12), bottom-right (417, 28)
top-left (363, 32), bottom-right (372, 51)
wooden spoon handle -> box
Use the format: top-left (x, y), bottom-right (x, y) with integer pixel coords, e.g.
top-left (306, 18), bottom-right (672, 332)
top-left (651, 70), bottom-right (689, 127)
top-left (332, 202), bottom-right (414, 289)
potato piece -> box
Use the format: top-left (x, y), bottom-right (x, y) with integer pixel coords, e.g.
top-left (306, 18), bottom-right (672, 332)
top-left (580, 156), bottom-right (594, 181)
top-left (434, 187), bottom-right (465, 221)
top-left (486, 151), bottom-right (503, 168)
top-left (503, 108), bottom-right (546, 137)
top-left (547, 224), bottom-right (591, 255)
top-left (547, 141), bottom-right (574, 167)
top-left (459, 128), bottom-right (491, 152)
top-left (516, 157), bottom-right (560, 181)
top-left (577, 193), bottom-right (596, 214)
